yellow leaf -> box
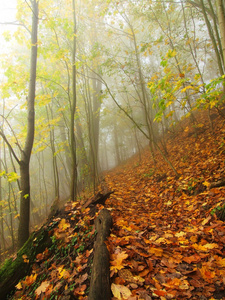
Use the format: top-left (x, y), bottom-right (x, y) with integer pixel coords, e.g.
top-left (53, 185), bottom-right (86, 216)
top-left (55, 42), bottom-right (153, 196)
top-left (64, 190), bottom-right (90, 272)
top-left (148, 247), bottom-right (163, 257)
top-left (133, 275), bottom-right (145, 283)
top-left (181, 86), bottom-right (193, 93)
top-left (202, 215), bottom-right (211, 226)
top-left (175, 231), bottom-right (186, 238)
top-left (192, 243), bottom-right (218, 252)
top-left (16, 282), bottom-right (23, 290)
top-left (204, 243), bottom-right (219, 250)
top-left (111, 283), bottom-right (132, 299)
top-left (58, 218), bottom-right (70, 231)
top-left (203, 181), bottom-right (211, 187)
top-left (58, 266), bottom-right (70, 279)
top-left (110, 251), bottom-right (128, 272)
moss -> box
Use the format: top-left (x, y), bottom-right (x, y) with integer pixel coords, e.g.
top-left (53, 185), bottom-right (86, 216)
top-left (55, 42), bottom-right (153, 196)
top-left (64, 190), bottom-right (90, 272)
top-left (0, 232), bottom-right (35, 283)
top-left (0, 223), bottom-right (53, 299)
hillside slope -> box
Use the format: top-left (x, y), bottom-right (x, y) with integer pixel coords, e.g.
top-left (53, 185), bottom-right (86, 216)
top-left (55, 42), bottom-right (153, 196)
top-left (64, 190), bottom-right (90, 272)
top-left (105, 111), bottom-right (225, 299)
top-left (3, 110), bottom-right (225, 300)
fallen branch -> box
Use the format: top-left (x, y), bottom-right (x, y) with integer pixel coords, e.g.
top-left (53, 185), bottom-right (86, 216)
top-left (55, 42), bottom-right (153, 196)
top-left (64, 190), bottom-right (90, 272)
top-left (82, 191), bottom-right (113, 217)
top-left (82, 191), bottom-right (113, 209)
top-left (210, 179), bottom-right (225, 189)
top-left (89, 208), bottom-right (113, 300)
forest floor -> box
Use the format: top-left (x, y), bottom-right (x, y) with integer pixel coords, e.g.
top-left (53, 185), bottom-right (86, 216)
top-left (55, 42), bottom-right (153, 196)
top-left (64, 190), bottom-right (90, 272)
top-left (7, 110), bottom-right (225, 299)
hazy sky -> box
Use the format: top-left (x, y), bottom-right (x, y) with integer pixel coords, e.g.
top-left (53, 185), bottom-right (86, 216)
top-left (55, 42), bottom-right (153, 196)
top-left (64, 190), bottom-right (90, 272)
top-left (0, 0), bottom-right (17, 78)
top-left (0, 0), bottom-right (17, 23)
top-left (0, 0), bottom-right (17, 57)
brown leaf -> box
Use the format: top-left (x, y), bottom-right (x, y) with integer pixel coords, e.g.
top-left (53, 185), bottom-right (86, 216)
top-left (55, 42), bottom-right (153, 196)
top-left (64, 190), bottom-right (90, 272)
top-left (74, 284), bottom-right (86, 296)
top-left (35, 281), bottom-right (50, 296)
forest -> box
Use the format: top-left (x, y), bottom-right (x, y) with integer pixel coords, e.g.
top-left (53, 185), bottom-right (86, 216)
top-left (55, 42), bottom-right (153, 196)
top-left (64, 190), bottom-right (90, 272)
top-left (0, 0), bottom-right (225, 299)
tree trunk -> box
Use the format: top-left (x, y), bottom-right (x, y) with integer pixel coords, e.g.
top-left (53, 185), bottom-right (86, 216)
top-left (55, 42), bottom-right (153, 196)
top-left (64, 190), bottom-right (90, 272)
top-left (17, 0), bottom-right (39, 248)
top-left (216, 0), bottom-right (225, 68)
top-left (89, 209), bottom-right (113, 300)
top-left (0, 144), bottom-right (6, 261)
top-left (114, 122), bottom-right (122, 165)
top-left (70, 0), bottom-right (78, 201)
top-left (200, 0), bottom-right (224, 75)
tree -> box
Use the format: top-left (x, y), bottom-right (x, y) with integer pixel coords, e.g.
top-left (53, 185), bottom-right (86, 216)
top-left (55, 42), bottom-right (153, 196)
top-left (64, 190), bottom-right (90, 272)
top-left (17, 0), bottom-right (39, 248)
top-left (70, 0), bottom-right (78, 201)
top-left (0, 0), bottom-right (39, 248)
top-left (216, 0), bottom-right (225, 68)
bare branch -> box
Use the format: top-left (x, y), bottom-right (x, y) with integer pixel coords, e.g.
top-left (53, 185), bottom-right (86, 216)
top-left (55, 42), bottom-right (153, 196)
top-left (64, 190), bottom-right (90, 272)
top-left (0, 130), bottom-right (20, 165)
top-left (0, 114), bottom-right (23, 154)
top-left (0, 21), bottom-right (31, 35)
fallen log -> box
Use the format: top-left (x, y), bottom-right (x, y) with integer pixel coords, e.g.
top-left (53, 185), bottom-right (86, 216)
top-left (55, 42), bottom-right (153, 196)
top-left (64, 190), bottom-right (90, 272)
top-left (89, 208), bottom-right (113, 300)
top-left (82, 191), bottom-right (113, 209)
top-left (0, 224), bottom-right (53, 300)
top-left (82, 191), bottom-right (113, 217)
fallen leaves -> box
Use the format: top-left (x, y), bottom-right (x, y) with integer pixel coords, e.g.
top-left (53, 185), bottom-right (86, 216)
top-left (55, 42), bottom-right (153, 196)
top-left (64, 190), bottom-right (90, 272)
top-left (35, 281), bottom-right (51, 296)
top-left (105, 113), bottom-right (225, 299)
top-left (110, 250), bottom-right (128, 272)
top-left (11, 112), bottom-right (225, 300)
top-left (111, 283), bottom-right (132, 299)
top-left (13, 206), bottom-right (94, 299)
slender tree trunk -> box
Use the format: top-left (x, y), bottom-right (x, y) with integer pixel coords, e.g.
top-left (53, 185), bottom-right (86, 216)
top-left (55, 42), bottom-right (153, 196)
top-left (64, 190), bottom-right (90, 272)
top-left (0, 144), bottom-right (6, 261)
top-left (70, 0), bottom-right (78, 201)
top-left (18, 0), bottom-right (39, 248)
top-left (200, 0), bottom-right (224, 75)
top-left (90, 74), bottom-right (102, 191)
top-left (216, 0), bottom-right (225, 68)
top-left (76, 116), bottom-right (89, 191)
top-left (113, 122), bottom-right (122, 165)
top-left (46, 105), bottom-right (59, 199)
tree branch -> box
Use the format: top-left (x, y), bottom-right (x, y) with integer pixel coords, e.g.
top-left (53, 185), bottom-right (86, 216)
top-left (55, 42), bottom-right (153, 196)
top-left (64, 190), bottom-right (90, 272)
top-left (0, 131), bottom-right (20, 165)
top-left (0, 21), bottom-right (31, 35)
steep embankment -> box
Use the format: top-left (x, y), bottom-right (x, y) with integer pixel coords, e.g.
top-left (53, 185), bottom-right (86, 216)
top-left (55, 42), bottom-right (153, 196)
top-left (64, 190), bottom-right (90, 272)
top-left (3, 110), bottom-right (225, 300)
top-left (105, 111), bottom-right (225, 299)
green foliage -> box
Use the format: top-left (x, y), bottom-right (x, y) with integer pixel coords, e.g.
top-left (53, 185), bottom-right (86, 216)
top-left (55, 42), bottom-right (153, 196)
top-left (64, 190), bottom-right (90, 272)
top-left (0, 171), bottom-right (20, 182)
top-left (196, 75), bottom-right (225, 109)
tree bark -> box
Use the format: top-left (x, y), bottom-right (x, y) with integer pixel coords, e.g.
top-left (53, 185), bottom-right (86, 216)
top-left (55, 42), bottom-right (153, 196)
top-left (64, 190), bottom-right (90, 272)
top-left (89, 209), bottom-right (113, 300)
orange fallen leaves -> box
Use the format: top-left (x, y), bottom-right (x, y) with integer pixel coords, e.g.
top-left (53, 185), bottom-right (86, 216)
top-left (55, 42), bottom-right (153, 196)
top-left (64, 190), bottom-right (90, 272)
top-left (148, 247), bottom-right (163, 257)
top-left (110, 250), bottom-right (128, 272)
top-left (105, 113), bottom-right (225, 300)
top-left (11, 112), bottom-right (225, 300)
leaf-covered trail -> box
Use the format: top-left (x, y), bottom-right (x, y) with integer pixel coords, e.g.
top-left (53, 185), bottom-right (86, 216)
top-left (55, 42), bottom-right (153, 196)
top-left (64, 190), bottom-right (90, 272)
top-left (104, 113), bottom-right (225, 299)
top-left (5, 112), bottom-right (225, 300)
